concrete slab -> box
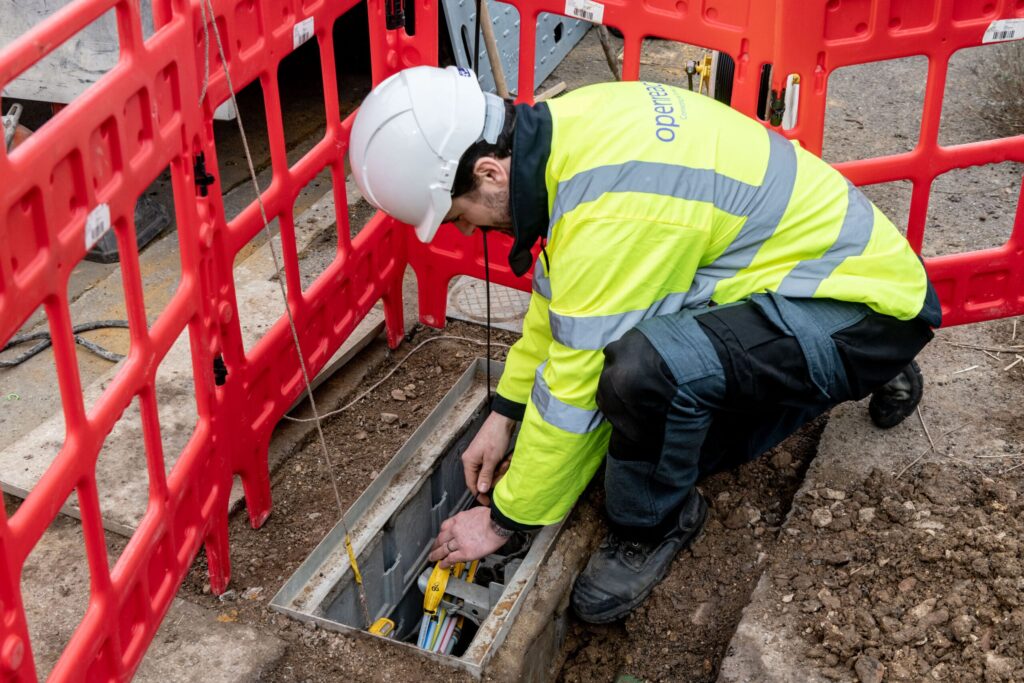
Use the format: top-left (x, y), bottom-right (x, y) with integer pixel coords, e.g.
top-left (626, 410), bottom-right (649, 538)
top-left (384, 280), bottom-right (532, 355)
top-left (0, 186), bottom-right (384, 535)
top-left (135, 598), bottom-right (286, 683)
top-left (16, 512), bottom-right (284, 681)
top-left (717, 317), bottom-right (1024, 682)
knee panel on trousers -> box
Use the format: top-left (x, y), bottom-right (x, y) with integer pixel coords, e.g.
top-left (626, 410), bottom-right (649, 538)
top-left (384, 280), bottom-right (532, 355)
top-left (598, 329), bottom-right (677, 461)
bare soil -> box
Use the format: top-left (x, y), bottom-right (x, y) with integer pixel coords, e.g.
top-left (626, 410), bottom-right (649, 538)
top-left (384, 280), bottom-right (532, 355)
top-left (179, 320), bottom-right (519, 682)
top-left (777, 463), bottom-right (1024, 682)
top-left (559, 420), bottom-right (825, 683)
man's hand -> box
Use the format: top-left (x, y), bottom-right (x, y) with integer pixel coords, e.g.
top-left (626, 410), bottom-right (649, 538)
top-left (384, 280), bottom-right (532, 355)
top-left (462, 412), bottom-right (516, 504)
top-left (428, 507), bottom-right (510, 568)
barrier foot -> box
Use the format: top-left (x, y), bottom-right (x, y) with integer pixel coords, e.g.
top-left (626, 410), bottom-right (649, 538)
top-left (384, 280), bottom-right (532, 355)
top-left (382, 271), bottom-right (405, 349)
top-left (204, 516), bottom-right (232, 595)
top-left (240, 447), bottom-right (273, 530)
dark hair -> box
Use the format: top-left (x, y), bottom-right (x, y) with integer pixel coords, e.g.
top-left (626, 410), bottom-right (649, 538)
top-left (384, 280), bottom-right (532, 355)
top-left (451, 100), bottom-right (516, 198)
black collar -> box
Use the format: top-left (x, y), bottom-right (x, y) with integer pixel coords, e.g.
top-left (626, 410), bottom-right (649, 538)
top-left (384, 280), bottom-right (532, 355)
top-left (507, 102), bottom-right (552, 277)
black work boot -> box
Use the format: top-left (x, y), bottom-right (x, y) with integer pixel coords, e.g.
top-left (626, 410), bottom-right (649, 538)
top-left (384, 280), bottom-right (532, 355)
top-left (868, 360), bottom-right (923, 429)
top-left (571, 488), bottom-right (708, 624)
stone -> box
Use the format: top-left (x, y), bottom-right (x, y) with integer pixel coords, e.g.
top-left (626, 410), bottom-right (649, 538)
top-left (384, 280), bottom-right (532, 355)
top-left (811, 508), bottom-right (834, 528)
top-left (390, 389), bottom-right (407, 401)
top-left (241, 586), bottom-right (264, 600)
top-left (724, 507), bottom-right (757, 529)
top-left (858, 507), bottom-right (876, 523)
top-left (817, 588), bottom-right (842, 611)
top-left (218, 590), bottom-right (238, 602)
top-left (855, 655), bottom-right (885, 683)
top-left (985, 653), bottom-right (1018, 680)
top-left (898, 576), bottom-right (918, 593)
top-left (950, 614), bottom-right (975, 641)
top-left (909, 598), bottom-right (936, 621)
top-left (380, 412), bottom-right (399, 424)
top-left (821, 488), bottom-right (847, 501)
top-left (354, 430), bottom-right (368, 440)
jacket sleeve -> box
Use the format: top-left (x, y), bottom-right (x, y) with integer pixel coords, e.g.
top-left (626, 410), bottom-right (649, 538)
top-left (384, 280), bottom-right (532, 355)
top-left (492, 264), bottom-right (554, 421)
top-left (491, 217), bottom-right (709, 529)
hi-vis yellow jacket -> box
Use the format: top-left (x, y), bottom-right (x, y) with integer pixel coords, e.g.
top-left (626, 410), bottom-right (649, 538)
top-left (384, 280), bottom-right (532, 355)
top-left (489, 81), bottom-right (933, 529)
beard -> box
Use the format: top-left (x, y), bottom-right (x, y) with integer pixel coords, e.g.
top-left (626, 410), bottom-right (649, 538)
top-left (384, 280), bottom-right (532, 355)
top-left (482, 186), bottom-right (514, 234)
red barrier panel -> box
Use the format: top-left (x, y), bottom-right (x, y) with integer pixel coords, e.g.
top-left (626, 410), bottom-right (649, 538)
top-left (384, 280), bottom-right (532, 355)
top-left (1, 0), bottom-right (1022, 680)
top-left (0, 0), bottom-right (422, 678)
top-left (412, 0), bottom-right (1024, 328)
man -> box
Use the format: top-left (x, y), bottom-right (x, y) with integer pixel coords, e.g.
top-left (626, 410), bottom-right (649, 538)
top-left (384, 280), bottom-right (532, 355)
top-left (348, 66), bottom-right (939, 623)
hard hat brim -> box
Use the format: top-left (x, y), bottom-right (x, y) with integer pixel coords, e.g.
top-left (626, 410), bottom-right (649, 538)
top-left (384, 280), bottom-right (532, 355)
top-left (413, 185), bottom-right (452, 243)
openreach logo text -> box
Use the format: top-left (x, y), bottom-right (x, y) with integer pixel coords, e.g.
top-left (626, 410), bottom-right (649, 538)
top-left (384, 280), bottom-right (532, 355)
top-left (642, 81), bottom-right (686, 142)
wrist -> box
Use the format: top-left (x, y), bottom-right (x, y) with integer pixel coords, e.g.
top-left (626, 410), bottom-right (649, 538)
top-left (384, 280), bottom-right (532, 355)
top-left (489, 517), bottom-right (515, 538)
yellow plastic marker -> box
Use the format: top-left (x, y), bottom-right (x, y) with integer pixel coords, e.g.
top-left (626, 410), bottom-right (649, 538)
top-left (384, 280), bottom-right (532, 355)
top-left (423, 563), bottom-right (451, 616)
top-left (369, 617), bottom-right (396, 638)
top-left (344, 534), bottom-right (363, 585)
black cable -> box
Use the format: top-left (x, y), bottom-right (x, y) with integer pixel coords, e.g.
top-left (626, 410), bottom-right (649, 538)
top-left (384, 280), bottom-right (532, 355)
top-left (473, 0), bottom-right (482, 74)
top-left (482, 230), bottom-right (492, 398)
top-left (0, 320), bottom-right (129, 368)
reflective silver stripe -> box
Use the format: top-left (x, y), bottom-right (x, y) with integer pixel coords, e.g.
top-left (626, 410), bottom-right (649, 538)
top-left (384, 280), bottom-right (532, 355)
top-left (532, 260), bottom-right (551, 299)
top-left (707, 132), bottom-right (798, 272)
top-left (549, 163), bottom-right (769, 231)
top-left (530, 362), bottom-right (604, 434)
top-left (776, 182), bottom-right (874, 298)
top-left (661, 131), bottom-right (799, 309)
top-left (547, 129), bottom-right (795, 232)
top-left (546, 131), bottom-right (799, 344)
top-left (550, 292), bottom-right (691, 350)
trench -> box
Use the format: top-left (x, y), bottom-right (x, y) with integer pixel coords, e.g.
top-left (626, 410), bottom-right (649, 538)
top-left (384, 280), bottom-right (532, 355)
top-left (173, 316), bottom-right (825, 682)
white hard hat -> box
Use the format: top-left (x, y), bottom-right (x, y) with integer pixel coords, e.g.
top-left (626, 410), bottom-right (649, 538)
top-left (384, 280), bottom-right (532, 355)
top-left (348, 65), bottom-right (507, 243)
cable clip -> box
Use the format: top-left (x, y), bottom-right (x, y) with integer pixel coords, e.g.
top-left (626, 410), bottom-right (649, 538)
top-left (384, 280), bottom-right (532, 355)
top-left (194, 152), bottom-right (216, 197)
top-left (385, 0), bottom-right (405, 30)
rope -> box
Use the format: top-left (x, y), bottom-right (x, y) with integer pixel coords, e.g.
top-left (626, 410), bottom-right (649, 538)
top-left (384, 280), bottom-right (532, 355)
top-left (482, 231), bottom-right (493, 398)
top-left (282, 334), bottom-right (510, 424)
top-left (196, 0), bottom-right (375, 626)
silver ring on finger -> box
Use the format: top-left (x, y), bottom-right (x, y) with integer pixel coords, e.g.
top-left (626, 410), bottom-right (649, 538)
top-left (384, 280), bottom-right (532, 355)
top-left (446, 540), bottom-right (457, 553)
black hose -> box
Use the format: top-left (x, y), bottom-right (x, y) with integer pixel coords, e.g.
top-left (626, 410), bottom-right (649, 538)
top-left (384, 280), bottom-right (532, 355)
top-left (0, 320), bottom-right (130, 368)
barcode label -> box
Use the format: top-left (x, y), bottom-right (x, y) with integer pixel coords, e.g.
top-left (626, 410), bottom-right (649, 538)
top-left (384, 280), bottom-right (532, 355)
top-left (85, 204), bottom-right (111, 250)
top-left (564, 0), bottom-right (604, 24)
top-left (293, 17), bottom-right (315, 49)
top-left (982, 18), bottom-right (1024, 43)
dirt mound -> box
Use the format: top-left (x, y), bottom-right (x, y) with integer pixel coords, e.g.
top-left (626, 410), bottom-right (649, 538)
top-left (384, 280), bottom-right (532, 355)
top-left (774, 463), bottom-right (1024, 681)
top-left (559, 419), bottom-right (825, 682)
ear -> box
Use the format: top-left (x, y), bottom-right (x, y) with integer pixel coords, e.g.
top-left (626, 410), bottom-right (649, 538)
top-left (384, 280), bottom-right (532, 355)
top-left (472, 156), bottom-right (510, 188)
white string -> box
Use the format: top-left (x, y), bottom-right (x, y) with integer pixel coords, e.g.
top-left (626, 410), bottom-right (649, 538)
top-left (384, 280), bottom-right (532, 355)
top-left (196, 0), bottom-right (377, 626)
top-left (282, 335), bottom-right (511, 424)
top-left (197, 0), bottom-right (210, 106)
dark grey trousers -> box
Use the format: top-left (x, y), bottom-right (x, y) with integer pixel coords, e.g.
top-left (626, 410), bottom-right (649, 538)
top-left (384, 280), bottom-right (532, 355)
top-left (596, 292), bottom-right (933, 539)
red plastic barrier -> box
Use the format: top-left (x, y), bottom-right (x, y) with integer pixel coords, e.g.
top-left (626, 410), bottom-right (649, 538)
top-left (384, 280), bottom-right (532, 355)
top-left (412, 0), bottom-right (1024, 328)
top-left (1, 0), bottom-right (1022, 680)
top-left (0, 0), bottom-right (422, 678)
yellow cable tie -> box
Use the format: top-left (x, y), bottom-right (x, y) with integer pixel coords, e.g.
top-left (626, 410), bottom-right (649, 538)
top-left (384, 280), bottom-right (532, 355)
top-left (345, 534), bottom-right (363, 585)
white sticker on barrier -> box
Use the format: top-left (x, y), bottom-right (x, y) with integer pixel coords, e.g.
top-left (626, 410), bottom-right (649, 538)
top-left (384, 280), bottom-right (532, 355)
top-left (982, 18), bottom-right (1024, 44)
top-left (564, 0), bottom-right (604, 24)
top-left (293, 17), bottom-right (315, 49)
top-left (85, 203), bottom-right (112, 250)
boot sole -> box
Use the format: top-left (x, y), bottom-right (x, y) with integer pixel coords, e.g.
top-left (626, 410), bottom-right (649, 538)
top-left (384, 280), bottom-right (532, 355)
top-left (574, 501), bottom-right (710, 625)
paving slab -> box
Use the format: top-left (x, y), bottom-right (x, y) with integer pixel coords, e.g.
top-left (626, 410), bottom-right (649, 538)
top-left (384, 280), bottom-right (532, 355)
top-left (0, 185), bottom-right (383, 535)
top-left (16, 512), bottom-right (284, 681)
top-left (717, 317), bottom-right (1024, 682)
